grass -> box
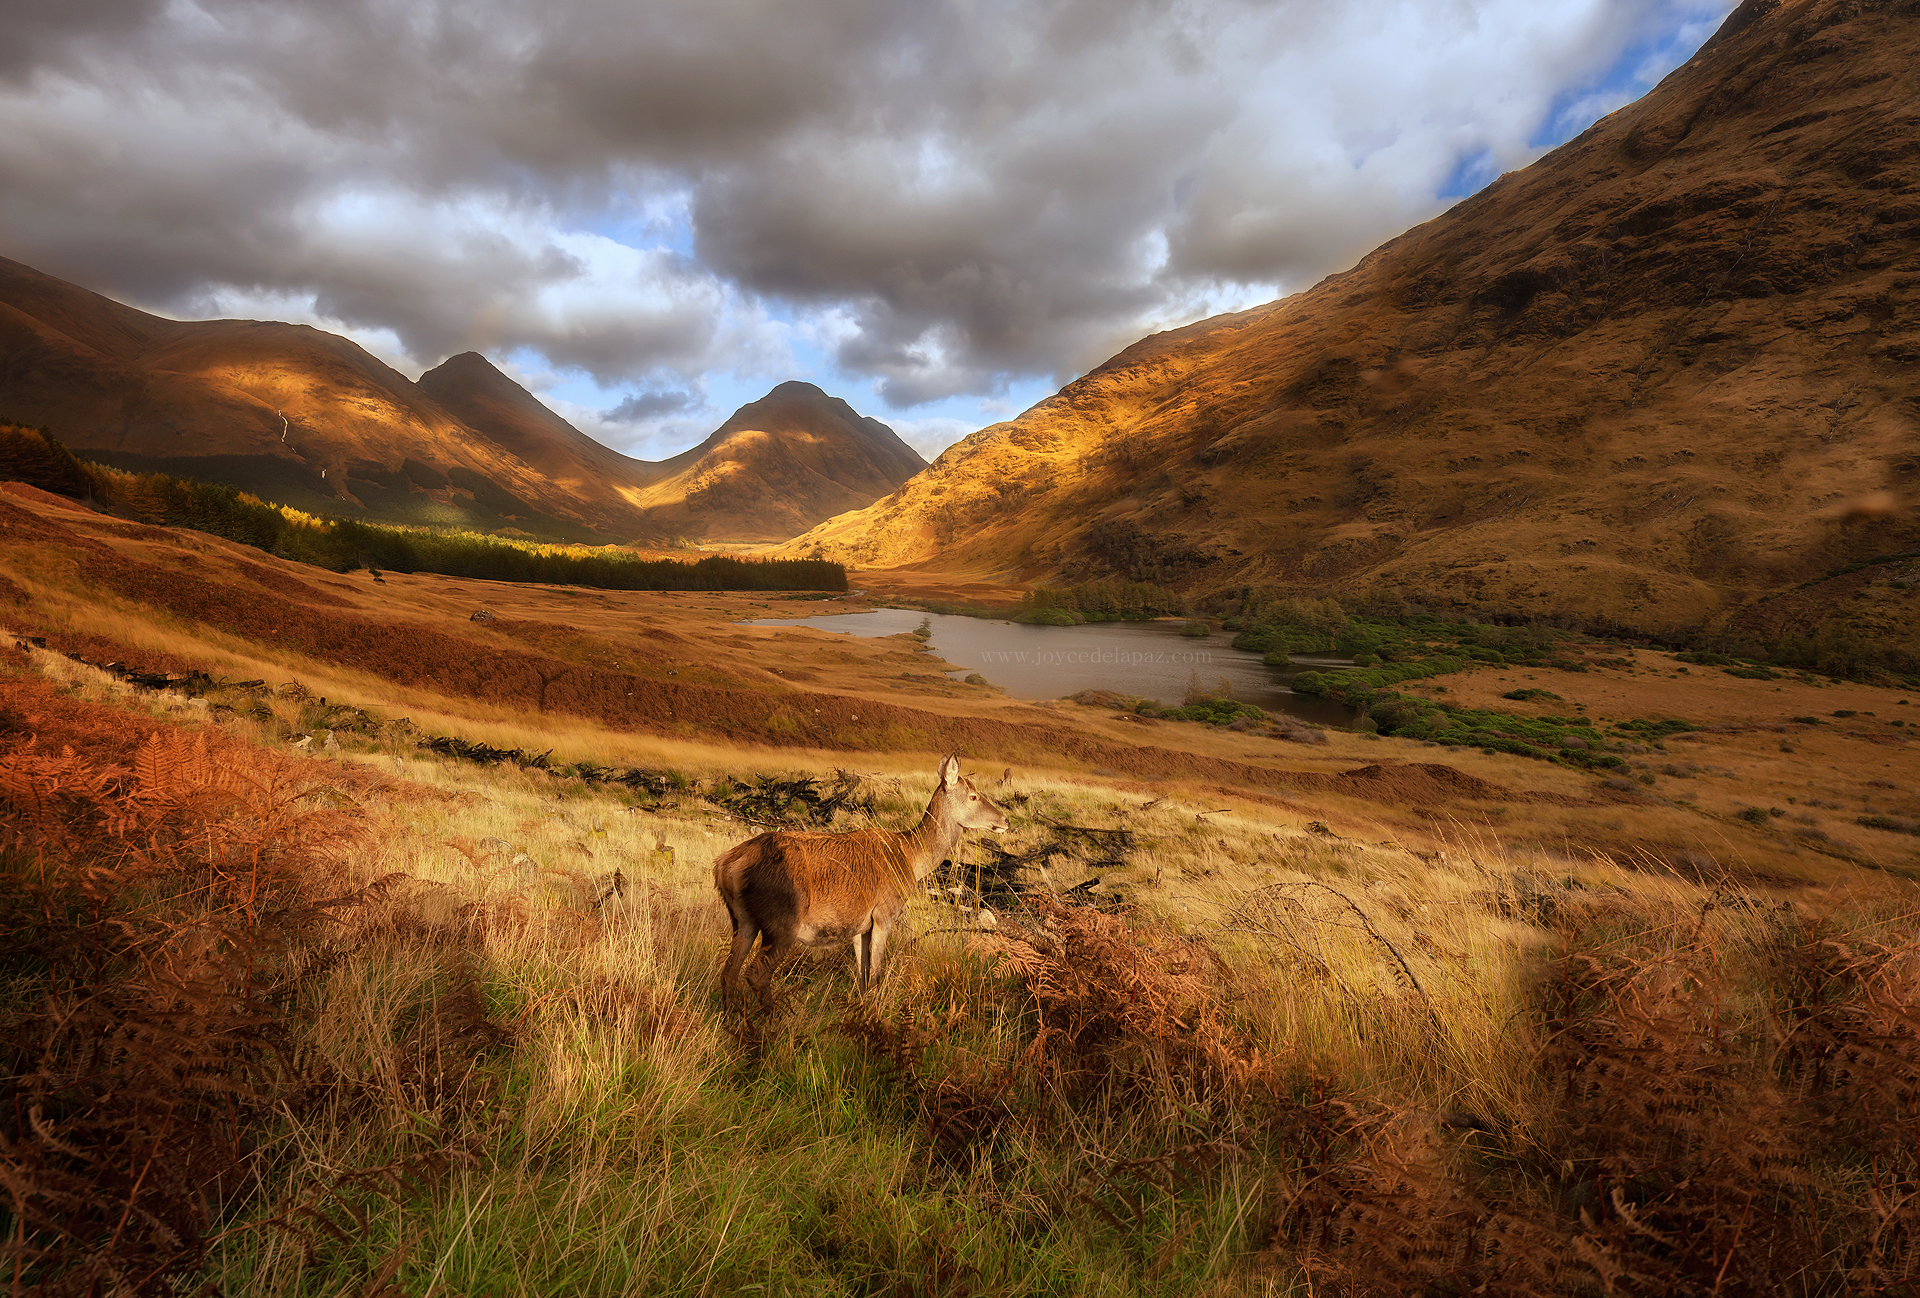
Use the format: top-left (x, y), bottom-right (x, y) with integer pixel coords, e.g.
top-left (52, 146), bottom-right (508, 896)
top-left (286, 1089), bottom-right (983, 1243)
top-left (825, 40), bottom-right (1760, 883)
top-left (6, 638), bottom-right (1920, 1295)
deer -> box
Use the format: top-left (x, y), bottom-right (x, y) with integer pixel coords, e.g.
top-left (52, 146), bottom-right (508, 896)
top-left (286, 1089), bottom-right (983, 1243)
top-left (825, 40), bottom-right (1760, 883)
top-left (713, 755), bottom-right (1009, 1008)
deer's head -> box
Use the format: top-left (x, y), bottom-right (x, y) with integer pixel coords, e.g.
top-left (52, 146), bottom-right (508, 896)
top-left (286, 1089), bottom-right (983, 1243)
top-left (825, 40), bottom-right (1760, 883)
top-left (936, 754), bottom-right (1009, 833)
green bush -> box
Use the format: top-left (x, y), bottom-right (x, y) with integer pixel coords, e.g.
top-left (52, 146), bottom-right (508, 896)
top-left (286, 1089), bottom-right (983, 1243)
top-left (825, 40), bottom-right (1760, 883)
top-left (1010, 607), bottom-right (1078, 626)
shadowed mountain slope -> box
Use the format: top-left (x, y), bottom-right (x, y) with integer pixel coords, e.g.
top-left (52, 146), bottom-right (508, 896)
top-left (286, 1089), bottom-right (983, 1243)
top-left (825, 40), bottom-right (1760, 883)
top-left (0, 259), bottom-right (920, 543)
top-left (788, 0), bottom-right (1920, 642)
top-left (415, 350), bottom-right (659, 514)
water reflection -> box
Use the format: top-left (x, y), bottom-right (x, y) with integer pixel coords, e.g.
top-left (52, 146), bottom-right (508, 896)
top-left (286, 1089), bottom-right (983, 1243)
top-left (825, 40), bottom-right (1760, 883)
top-left (747, 607), bottom-right (1360, 728)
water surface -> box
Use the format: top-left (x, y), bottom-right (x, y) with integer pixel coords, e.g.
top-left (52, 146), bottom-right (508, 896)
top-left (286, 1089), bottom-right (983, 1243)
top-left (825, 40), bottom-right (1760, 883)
top-left (747, 607), bottom-right (1359, 727)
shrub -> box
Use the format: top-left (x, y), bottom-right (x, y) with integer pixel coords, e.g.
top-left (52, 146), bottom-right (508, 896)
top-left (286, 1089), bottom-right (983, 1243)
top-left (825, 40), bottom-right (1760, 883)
top-left (1020, 580), bottom-right (1183, 621)
top-left (1362, 694), bottom-right (1625, 768)
top-left (1011, 607), bottom-right (1078, 626)
top-left (0, 729), bottom-right (403, 1291)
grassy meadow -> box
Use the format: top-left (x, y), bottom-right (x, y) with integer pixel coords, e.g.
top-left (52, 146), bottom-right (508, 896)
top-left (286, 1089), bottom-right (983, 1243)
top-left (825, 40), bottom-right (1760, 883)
top-left (4, 644), bottom-right (1918, 1297)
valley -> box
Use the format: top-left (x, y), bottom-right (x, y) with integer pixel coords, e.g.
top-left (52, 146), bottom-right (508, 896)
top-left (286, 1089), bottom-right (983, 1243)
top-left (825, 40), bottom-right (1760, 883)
top-left (5, 470), bottom-right (1919, 1293)
top-left (4, 0), bottom-right (1919, 1291)
top-left (6, 478), bottom-right (1915, 888)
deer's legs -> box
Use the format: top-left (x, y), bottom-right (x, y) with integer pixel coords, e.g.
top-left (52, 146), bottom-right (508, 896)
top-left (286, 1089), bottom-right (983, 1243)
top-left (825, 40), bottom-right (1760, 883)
top-left (720, 904), bottom-right (760, 1008)
top-left (857, 920), bottom-right (893, 993)
top-left (747, 931), bottom-right (795, 1009)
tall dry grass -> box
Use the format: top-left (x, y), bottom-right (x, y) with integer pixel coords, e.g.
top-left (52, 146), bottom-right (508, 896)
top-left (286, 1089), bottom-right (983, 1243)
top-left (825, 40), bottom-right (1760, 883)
top-left (5, 658), bottom-right (1918, 1295)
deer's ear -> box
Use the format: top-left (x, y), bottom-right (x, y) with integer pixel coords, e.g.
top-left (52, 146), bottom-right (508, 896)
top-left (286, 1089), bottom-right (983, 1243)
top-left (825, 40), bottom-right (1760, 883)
top-left (939, 755), bottom-right (961, 788)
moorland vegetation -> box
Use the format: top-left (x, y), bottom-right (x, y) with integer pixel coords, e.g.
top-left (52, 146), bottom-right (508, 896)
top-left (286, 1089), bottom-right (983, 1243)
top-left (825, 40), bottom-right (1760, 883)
top-left (4, 643), bottom-right (1918, 1296)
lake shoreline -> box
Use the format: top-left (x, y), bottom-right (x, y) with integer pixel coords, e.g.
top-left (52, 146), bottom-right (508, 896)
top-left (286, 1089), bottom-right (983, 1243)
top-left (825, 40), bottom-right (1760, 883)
top-left (748, 606), bottom-right (1362, 728)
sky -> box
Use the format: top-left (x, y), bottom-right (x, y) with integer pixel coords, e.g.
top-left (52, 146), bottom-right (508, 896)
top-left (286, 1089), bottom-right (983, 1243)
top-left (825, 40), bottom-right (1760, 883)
top-left (0, 0), bottom-right (1733, 463)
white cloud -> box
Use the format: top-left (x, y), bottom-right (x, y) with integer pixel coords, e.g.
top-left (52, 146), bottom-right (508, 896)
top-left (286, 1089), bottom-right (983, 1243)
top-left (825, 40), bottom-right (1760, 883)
top-left (884, 414), bottom-right (981, 462)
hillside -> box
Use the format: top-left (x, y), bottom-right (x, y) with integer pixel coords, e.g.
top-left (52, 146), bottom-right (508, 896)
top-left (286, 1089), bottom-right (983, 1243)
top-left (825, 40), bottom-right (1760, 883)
top-left (0, 256), bottom-right (626, 539)
top-left (0, 260), bottom-right (922, 543)
top-left (628, 381), bottom-right (927, 542)
top-left (788, 0), bottom-right (1920, 646)
top-left (415, 350), bottom-right (659, 519)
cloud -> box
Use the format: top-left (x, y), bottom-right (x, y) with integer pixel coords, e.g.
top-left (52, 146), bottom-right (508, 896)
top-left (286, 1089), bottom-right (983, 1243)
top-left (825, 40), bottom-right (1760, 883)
top-left (602, 389), bottom-right (697, 423)
top-left (0, 0), bottom-right (165, 79)
top-left (0, 0), bottom-right (1734, 447)
top-left (883, 414), bottom-right (983, 463)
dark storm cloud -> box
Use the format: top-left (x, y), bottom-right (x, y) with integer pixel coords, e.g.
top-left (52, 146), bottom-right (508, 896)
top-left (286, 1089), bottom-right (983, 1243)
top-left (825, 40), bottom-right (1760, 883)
top-left (0, 0), bottom-right (1732, 418)
top-left (0, 0), bottom-right (167, 79)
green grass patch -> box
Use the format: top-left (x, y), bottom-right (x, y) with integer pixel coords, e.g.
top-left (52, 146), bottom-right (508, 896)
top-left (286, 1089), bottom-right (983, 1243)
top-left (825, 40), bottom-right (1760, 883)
top-left (1611, 718), bottom-right (1697, 740)
top-left (1365, 695), bottom-right (1625, 768)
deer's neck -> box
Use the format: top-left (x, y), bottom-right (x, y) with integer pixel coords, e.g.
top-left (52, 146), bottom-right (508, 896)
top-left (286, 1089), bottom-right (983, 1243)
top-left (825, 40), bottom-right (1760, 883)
top-left (902, 794), bottom-right (962, 881)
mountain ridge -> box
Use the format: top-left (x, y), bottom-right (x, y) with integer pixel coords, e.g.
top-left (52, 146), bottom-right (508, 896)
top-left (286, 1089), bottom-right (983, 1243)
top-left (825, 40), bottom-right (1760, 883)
top-left (632, 381), bottom-right (928, 542)
top-left (0, 257), bottom-right (923, 543)
top-left (786, 0), bottom-right (1920, 652)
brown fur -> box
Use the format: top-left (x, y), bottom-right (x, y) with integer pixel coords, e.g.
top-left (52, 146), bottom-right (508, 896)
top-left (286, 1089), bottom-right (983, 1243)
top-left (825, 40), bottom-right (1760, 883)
top-left (714, 755), bottom-right (1008, 1008)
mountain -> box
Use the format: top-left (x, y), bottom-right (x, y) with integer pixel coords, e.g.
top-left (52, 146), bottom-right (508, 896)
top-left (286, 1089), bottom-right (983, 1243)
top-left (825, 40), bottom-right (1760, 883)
top-left (0, 257), bottom-right (923, 543)
top-left (788, 0), bottom-right (1920, 642)
top-left (415, 350), bottom-right (658, 523)
top-left (417, 360), bottom-right (924, 541)
top-left (0, 256), bottom-right (620, 538)
top-left (626, 381), bottom-right (927, 543)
